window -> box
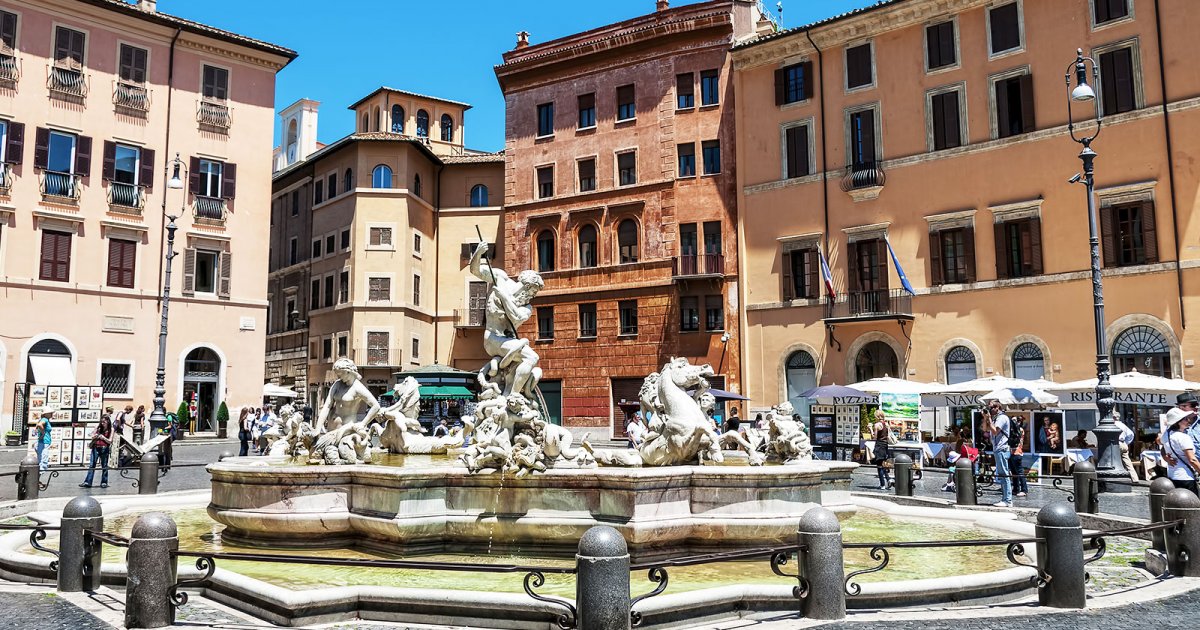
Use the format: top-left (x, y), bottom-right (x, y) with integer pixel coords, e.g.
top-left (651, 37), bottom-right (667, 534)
top-left (284, 298), bottom-right (296, 331)
top-left (700, 70), bottom-right (719, 106)
top-left (537, 307), bottom-right (554, 340)
top-left (945, 346), bottom-right (978, 384)
top-left (289, 238), bottom-right (298, 265)
top-left (312, 238), bottom-right (321, 258)
top-left (202, 65), bottom-right (229, 100)
top-left (618, 219), bottom-right (638, 264)
top-left (322, 337), bottom-right (332, 361)
top-left (391, 105), bottom-right (405, 133)
top-left (1102, 201), bottom-right (1157, 267)
top-left (579, 304), bottom-right (597, 338)
top-left (412, 274), bottom-right (421, 305)
top-left (619, 300), bottom-right (638, 336)
top-left (54, 26), bottom-right (85, 66)
top-left (1099, 46), bottom-right (1137, 115)
top-left (1013, 342), bottom-right (1045, 380)
top-left (372, 164), bottom-right (392, 188)
top-left (290, 190), bottom-right (299, 216)
top-left (327, 173), bottom-right (337, 199)
top-left (995, 217), bottom-right (1043, 279)
top-left (848, 108), bottom-right (877, 168)
top-left (578, 158), bottom-right (596, 192)
top-left (578, 224), bottom-right (598, 268)
top-left (926, 21), bottom-right (957, 70)
top-left (191, 158), bottom-right (227, 200)
top-left (994, 73), bottom-right (1034, 138)
top-left (44, 130), bottom-right (81, 182)
top-left (705, 295), bottom-right (724, 331)
top-left (339, 270), bottom-right (349, 304)
top-left (680, 296), bottom-right (700, 332)
top-left (578, 93), bottom-right (596, 128)
top-left (361, 113), bottom-right (369, 133)
top-left (413, 174), bottom-right (422, 198)
top-left (39, 230), bottom-right (71, 282)
top-left (930, 89), bottom-right (963, 150)
top-left (929, 227), bottom-right (975, 285)
top-left (364, 331), bottom-right (389, 365)
top-left (537, 165), bottom-right (554, 198)
top-left (0, 10), bottom-right (16, 52)
top-left (470, 184), bottom-right (489, 207)
top-left (677, 143), bottom-right (696, 177)
top-left (775, 62), bottom-right (811, 105)
top-left (782, 247), bottom-right (818, 300)
top-left (368, 277), bottom-right (391, 301)
top-left (313, 180), bottom-right (323, 204)
top-left (323, 274), bottom-right (334, 308)
top-left (309, 342), bottom-right (317, 360)
top-left (372, 106), bottom-right (381, 132)
top-left (537, 230), bottom-right (556, 272)
top-left (411, 337), bottom-right (421, 361)
top-left (845, 43), bottom-right (873, 90)
top-left (848, 239), bottom-right (888, 310)
top-left (988, 2), bottom-right (1022, 55)
top-left (617, 151), bottom-right (636, 186)
top-left (537, 102), bottom-right (555, 137)
top-left (416, 110), bottom-right (429, 137)
top-left (337, 335), bottom-right (348, 358)
top-left (1094, 0), bottom-right (1130, 24)
top-left (310, 279), bottom-right (320, 308)
top-left (784, 124), bottom-right (811, 178)
top-left (107, 238), bottom-right (136, 288)
top-left (118, 44), bottom-right (148, 83)
top-left (100, 363), bottom-right (132, 396)
top-left (107, 142), bottom-right (142, 190)
top-left (413, 233), bottom-right (422, 254)
top-left (194, 250), bottom-right (218, 294)
top-left (326, 234), bottom-right (335, 254)
top-left (616, 84), bottom-right (636, 121)
top-left (341, 229), bottom-right (350, 249)
top-left (676, 73), bottom-right (694, 109)
top-left (702, 140), bottom-right (721, 175)
top-left (344, 169), bottom-right (354, 193)
top-left (440, 114), bottom-right (454, 142)
top-left (369, 226), bottom-right (393, 247)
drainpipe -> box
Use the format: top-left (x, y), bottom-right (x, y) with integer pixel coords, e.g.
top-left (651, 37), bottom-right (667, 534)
top-left (1153, 0), bottom-right (1185, 329)
top-left (433, 163), bottom-right (445, 362)
top-left (804, 28), bottom-right (830, 259)
top-left (156, 28), bottom-right (182, 308)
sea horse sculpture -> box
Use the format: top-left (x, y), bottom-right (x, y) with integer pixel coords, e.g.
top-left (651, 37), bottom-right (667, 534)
top-left (378, 376), bottom-right (464, 454)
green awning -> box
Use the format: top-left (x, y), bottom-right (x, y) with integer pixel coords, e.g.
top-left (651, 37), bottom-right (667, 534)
top-left (418, 385), bottom-right (474, 400)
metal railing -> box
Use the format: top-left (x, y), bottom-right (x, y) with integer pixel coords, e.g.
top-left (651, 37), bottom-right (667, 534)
top-left (840, 160), bottom-right (886, 191)
top-left (193, 196), bottom-right (226, 222)
top-left (197, 98), bottom-right (231, 131)
top-left (0, 162), bottom-right (12, 194)
top-left (0, 51), bottom-right (19, 86)
top-left (40, 171), bottom-right (81, 201)
top-left (672, 253), bottom-right (724, 278)
top-left (107, 182), bottom-right (145, 210)
top-left (824, 288), bottom-right (912, 319)
top-left (113, 80), bottom-right (150, 113)
top-left (353, 346), bottom-right (403, 368)
top-left (47, 64), bottom-right (88, 99)
top-left (454, 308), bottom-right (485, 328)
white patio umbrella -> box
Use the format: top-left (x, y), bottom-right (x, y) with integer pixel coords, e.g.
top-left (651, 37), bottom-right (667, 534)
top-left (925, 375), bottom-right (1057, 407)
top-left (1043, 370), bottom-right (1200, 409)
top-left (979, 386), bottom-right (1059, 410)
top-left (847, 376), bottom-right (942, 395)
top-left (262, 383), bottom-right (299, 398)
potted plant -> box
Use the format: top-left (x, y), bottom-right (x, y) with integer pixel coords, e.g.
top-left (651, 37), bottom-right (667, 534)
top-left (176, 402), bottom-right (190, 441)
top-left (216, 401), bottom-right (229, 439)
top-left (4, 431), bottom-right (20, 447)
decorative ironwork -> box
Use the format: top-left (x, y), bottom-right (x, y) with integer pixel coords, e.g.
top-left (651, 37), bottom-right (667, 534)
top-left (40, 172), bottom-right (81, 201)
top-left (840, 160), bottom-right (886, 191)
top-left (29, 528), bottom-right (60, 572)
top-left (107, 182), bottom-right (145, 209)
top-left (629, 567), bottom-right (668, 627)
top-left (47, 63), bottom-right (87, 99)
top-left (844, 546), bottom-right (889, 596)
top-left (672, 253), bottom-right (725, 279)
top-left (113, 81), bottom-right (149, 113)
top-left (197, 99), bottom-right (231, 132)
top-left (0, 50), bottom-right (19, 86)
top-left (787, 351), bottom-right (816, 370)
top-left (770, 550), bottom-right (810, 599)
top-left (38, 470), bottom-right (59, 491)
top-left (523, 571), bottom-right (576, 629)
top-left (1005, 542), bottom-right (1050, 588)
top-left (1112, 325), bottom-right (1170, 356)
top-left (1051, 477), bottom-right (1076, 503)
top-left (119, 467), bottom-right (139, 489)
top-left (193, 196), bottom-right (226, 222)
top-left (170, 555), bottom-right (216, 607)
top-left (946, 345), bottom-right (977, 364)
top-left (0, 163), bottom-right (12, 194)
top-left (1013, 342), bottom-right (1044, 361)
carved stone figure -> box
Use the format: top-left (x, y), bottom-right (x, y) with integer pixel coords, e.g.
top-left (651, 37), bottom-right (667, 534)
top-left (460, 417), bottom-right (513, 473)
top-left (376, 376), bottom-right (464, 454)
top-left (766, 402), bottom-right (813, 464)
top-left (531, 417), bottom-right (591, 467)
top-left (719, 428), bottom-right (768, 466)
top-left (470, 242), bottom-right (545, 400)
top-left (311, 420), bottom-right (376, 465)
top-left (315, 358), bottom-right (381, 432)
top-left (511, 433), bottom-right (547, 476)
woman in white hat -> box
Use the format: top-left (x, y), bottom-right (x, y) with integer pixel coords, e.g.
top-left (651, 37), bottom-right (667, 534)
top-left (1161, 407), bottom-right (1200, 494)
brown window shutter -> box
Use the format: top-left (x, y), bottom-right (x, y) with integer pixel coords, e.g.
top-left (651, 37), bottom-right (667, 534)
top-left (1112, 48), bottom-right (1135, 114)
top-left (1028, 217), bottom-right (1044, 275)
top-left (929, 232), bottom-right (944, 285)
top-left (55, 231), bottom-right (71, 281)
top-left (222, 162), bottom-right (237, 199)
top-left (39, 231), bottom-right (55, 280)
top-left (994, 79), bottom-right (1010, 138)
top-left (994, 222), bottom-right (1009, 279)
top-left (0, 11), bottom-right (16, 49)
top-left (1099, 206), bottom-right (1117, 267)
top-left (188, 157), bottom-right (201, 195)
top-left (874, 239), bottom-right (889, 291)
top-left (218, 251), bottom-right (232, 298)
top-left (106, 239), bottom-right (121, 286)
top-left (781, 251), bottom-right (794, 301)
top-left (931, 94), bottom-right (947, 150)
top-left (774, 68), bottom-right (786, 106)
top-left (140, 148), bottom-right (154, 190)
top-left (1018, 74), bottom-right (1035, 132)
top-left (182, 247), bottom-right (196, 296)
top-left (804, 249), bottom-right (820, 298)
top-left (33, 127), bottom-right (50, 170)
top-left (102, 141), bottom-right (116, 181)
top-left (1141, 201), bottom-right (1159, 263)
top-left (861, 110), bottom-right (876, 163)
top-left (5, 122), bottom-right (22, 165)
top-left (75, 135), bottom-right (92, 177)
top-left (963, 225), bottom-right (977, 282)
top-left (122, 239), bottom-right (136, 287)
top-left (801, 61), bottom-right (813, 98)
top-left (847, 242), bottom-right (860, 293)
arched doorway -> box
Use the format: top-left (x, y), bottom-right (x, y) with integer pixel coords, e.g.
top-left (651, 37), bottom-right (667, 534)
top-left (182, 347), bottom-right (222, 433)
top-left (1112, 325), bottom-right (1173, 437)
top-left (945, 346), bottom-right (978, 385)
top-left (785, 350), bottom-right (817, 416)
top-left (855, 341), bottom-right (898, 383)
top-left (1012, 342), bottom-right (1045, 380)
top-left (26, 338), bottom-right (75, 385)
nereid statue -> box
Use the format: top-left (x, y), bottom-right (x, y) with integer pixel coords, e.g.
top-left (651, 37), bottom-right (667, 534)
top-left (378, 377), bottom-right (463, 454)
top-left (766, 401), bottom-right (813, 464)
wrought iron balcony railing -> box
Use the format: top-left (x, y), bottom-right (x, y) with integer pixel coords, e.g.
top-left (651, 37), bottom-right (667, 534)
top-left (0, 51), bottom-right (19, 87)
top-left (823, 289), bottom-right (912, 320)
top-left (47, 63), bottom-right (88, 99)
top-left (197, 98), bottom-right (231, 132)
top-left (672, 253), bottom-right (725, 279)
top-left (193, 196), bottom-right (226, 222)
top-left (840, 160), bottom-right (887, 191)
top-left (454, 308), bottom-right (485, 328)
top-left (107, 182), bottom-right (145, 210)
top-left (354, 347), bottom-right (403, 368)
top-left (0, 163), bottom-right (12, 194)
top-left (113, 81), bottom-right (150, 113)
top-left (40, 171), bottom-right (81, 201)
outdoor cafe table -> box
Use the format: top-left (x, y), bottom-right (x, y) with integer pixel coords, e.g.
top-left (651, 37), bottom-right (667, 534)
top-left (1066, 448), bottom-right (1097, 464)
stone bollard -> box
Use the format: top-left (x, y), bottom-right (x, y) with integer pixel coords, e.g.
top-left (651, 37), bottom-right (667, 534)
top-left (125, 512), bottom-right (179, 629)
top-left (1035, 502), bottom-right (1086, 609)
top-left (58, 496), bottom-right (103, 592)
top-left (138, 452), bottom-right (159, 495)
top-left (892, 454), bottom-right (913, 497)
top-left (576, 526), bottom-right (630, 630)
top-left (18, 453), bottom-right (40, 501)
top-left (797, 507), bottom-right (846, 620)
top-left (1149, 477), bottom-right (1176, 553)
top-left (954, 458), bottom-right (976, 506)
top-left (1162, 488), bottom-right (1200, 577)
top-left (1072, 461), bottom-right (1098, 514)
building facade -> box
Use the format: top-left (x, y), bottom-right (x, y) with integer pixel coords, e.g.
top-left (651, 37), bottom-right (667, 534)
top-left (495, 0), bottom-right (772, 438)
top-left (265, 88), bottom-right (504, 406)
top-left (0, 0), bottom-right (293, 432)
top-left (732, 0), bottom-right (1200, 436)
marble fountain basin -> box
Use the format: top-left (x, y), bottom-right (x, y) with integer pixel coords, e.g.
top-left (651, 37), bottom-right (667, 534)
top-left (207, 455), bottom-right (858, 557)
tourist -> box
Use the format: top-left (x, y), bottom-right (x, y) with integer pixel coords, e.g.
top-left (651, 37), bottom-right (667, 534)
top-left (432, 418), bottom-right (450, 438)
top-left (1069, 430), bottom-right (1093, 449)
top-left (726, 407), bottom-right (741, 433)
top-left (754, 413), bottom-right (765, 430)
top-left (134, 404), bottom-right (146, 441)
top-left (110, 405), bottom-right (128, 468)
top-left (79, 414), bottom-right (114, 489)
top-left (1179, 392), bottom-right (1200, 450)
top-left (256, 405), bottom-right (277, 454)
top-left (34, 408), bottom-right (54, 472)
top-left (942, 439), bottom-right (964, 492)
top-left (871, 409), bottom-right (891, 490)
top-left (1009, 416), bottom-right (1028, 498)
top-left (982, 402), bottom-right (1013, 507)
top-left (237, 407), bottom-right (252, 457)
top-left (1113, 411), bottom-right (1138, 482)
top-left (627, 413), bottom-right (647, 448)
top-left (1161, 407), bottom-right (1200, 493)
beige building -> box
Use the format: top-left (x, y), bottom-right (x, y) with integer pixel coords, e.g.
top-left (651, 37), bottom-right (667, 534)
top-left (0, 0), bottom-right (294, 433)
top-left (265, 88), bottom-right (504, 404)
top-left (732, 0), bottom-right (1200, 440)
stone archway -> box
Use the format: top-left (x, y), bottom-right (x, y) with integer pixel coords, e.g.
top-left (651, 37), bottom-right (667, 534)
top-left (776, 341), bottom-right (823, 405)
top-left (1001, 334), bottom-right (1052, 379)
top-left (176, 343), bottom-right (227, 434)
top-left (1104, 314), bottom-right (1181, 378)
top-left (934, 337), bottom-right (984, 385)
top-left (844, 331), bottom-right (904, 384)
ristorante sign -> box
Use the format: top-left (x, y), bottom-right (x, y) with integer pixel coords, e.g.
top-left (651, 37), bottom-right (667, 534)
top-left (1061, 390), bottom-right (1173, 406)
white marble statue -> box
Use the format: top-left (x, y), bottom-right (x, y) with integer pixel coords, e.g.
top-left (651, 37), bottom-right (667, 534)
top-left (316, 358), bottom-right (381, 432)
top-left (377, 376), bottom-right (464, 454)
top-left (766, 402), bottom-right (813, 464)
top-left (310, 419), bottom-right (377, 465)
top-left (470, 242), bottom-right (545, 400)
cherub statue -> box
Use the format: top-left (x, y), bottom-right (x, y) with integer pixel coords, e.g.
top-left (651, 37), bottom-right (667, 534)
top-left (531, 416), bottom-right (591, 467)
top-left (311, 420), bottom-right (375, 465)
top-left (460, 417), bottom-right (513, 473)
top-left (766, 402), bottom-right (813, 464)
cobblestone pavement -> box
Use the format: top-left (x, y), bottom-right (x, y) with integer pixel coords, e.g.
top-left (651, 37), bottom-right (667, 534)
top-left (0, 591), bottom-right (111, 629)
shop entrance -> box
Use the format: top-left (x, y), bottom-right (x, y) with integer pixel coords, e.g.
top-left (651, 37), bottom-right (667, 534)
top-left (182, 347), bottom-right (221, 433)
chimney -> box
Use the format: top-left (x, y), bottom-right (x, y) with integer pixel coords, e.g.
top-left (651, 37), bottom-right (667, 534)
top-left (515, 31), bottom-right (530, 50)
top-left (657, 0), bottom-right (669, 11)
top-left (137, 0), bottom-right (157, 12)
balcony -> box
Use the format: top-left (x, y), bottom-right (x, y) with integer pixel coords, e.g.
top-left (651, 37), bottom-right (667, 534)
top-left (113, 81), bottom-right (150, 114)
top-left (107, 182), bottom-right (145, 212)
top-left (0, 163), bottom-right (11, 195)
top-left (353, 347), bottom-right (403, 368)
top-left (840, 160), bottom-right (886, 201)
top-left (454, 308), bottom-right (485, 328)
top-left (40, 171), bottom-right (81, 203)
top-left (47, 62), bottom-right (88, 101)
top-left (823, 289), bottom-right (913, 323)
top-left (197, 98), bottom-right (231, 133)
top-left (0, 48), bottom-right (19, 87)
top-left (672, 253), bottom-right (725, 280)
top-left (193, 196), bottom-right (227, 224)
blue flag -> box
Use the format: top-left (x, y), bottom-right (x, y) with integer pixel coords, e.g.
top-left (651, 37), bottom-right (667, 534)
top-left (885, 237), bottom-right (915, 295)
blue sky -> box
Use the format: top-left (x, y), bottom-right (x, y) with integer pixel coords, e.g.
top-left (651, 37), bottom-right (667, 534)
top-left (164, 0), bottom-right (878, 152)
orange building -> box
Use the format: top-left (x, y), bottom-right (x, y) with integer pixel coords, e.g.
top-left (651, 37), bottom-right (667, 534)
top-left (732, 0), bottom-right (1200, 438)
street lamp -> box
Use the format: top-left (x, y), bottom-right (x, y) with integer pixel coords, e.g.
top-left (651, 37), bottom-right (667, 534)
top-left (1064, 48), bottom-right (1127, 489)
top-left (147, 153), bottom-right (186, 437)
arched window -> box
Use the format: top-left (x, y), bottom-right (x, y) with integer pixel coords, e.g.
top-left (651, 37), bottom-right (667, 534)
top-left (27, 338), bottom-right (74, 385)
top-left (371, 106), bottom-right (381, 132)
top-left (1112, 325), bottom-right (1171, 377)
top-left (578, 224), bottom-right (598, 268)
top-left (440, 114), bottom-right (454, 142)
top-left (361, 113), bottom-right (369, 133)
top-left (470, 184), bottom-right (488, 207)
top-left (372, 164), bottom-right (392, 188)
top-left (391, 105), bottom-right (405, 134)
top-left (536, 230), bottom-right (556, 272)
top-left (1012, 342), bottom-right (1045, 380)
top-left (855, 341), bottom-right (898, 382)
top-left (617, 219), bottom-right (639, 264)
top-left (416, 110), bottom-right (430, 138)
top-left (945, 345), bottom-right (978, 385)
top-left (286, 119), bottom-right (298, 159)
top-left (413, 174), bottom-right (422, 198)
top-left (786, 350), bottom-right (817, 414)
top-left (344, 168), bottom-right (354, 193)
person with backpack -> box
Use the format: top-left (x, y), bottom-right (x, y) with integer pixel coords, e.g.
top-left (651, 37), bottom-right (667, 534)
top-left (1161, 407), bottom-right (1200, 494)
top-left (982, 401), bottom-right (1014, 507)
top-left (1008, 415), bottom-right (1028, 498)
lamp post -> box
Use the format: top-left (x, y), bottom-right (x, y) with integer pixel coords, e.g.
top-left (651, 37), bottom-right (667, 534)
top-left (147, 154), bottom-right (186, 437)
top-left (1064, 48), bottom-right (1127, 489)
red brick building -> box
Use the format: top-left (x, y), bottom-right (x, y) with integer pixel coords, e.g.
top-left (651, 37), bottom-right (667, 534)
top-left (495, 0), bottom-right (769, 437)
